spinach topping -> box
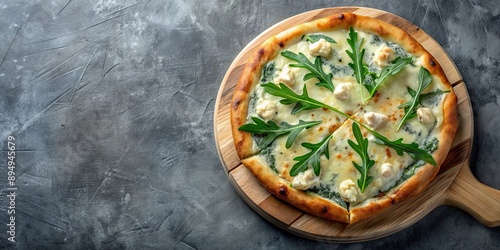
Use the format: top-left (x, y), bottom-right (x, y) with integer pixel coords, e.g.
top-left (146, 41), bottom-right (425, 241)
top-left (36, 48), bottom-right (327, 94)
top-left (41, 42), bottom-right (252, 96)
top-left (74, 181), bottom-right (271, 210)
top-left (308, 184), bottom-right (347, 209)
top-left (260, 62), bottom-right (276, 83)
top-left (259, 145), bottom-right (277, 173)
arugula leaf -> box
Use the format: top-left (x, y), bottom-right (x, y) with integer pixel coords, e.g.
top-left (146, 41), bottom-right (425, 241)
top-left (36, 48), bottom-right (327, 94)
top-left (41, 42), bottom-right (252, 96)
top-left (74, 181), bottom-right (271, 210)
top-left (396, 67), bottom-right (433, 131)
top-left (280, 51), bottom-right (335, 92)
top-left (290, 134), bottom-right (333, 176)
top-left (348, 123), bottom-right (375, 193)
top-left (368, 129), bottom-right (437, 166)
top-left (398, 89), bottom-right (451, 110)
top-left (238, 117), bottom-right (321, 148)
top-left (261, 82), bottom-right (345, 115)
top-left (365, 57), bottom-right (412, 98)
top-left (304, 34), bottom-right (337, 44)
top-left (346, 27), bottom-right (366, 87)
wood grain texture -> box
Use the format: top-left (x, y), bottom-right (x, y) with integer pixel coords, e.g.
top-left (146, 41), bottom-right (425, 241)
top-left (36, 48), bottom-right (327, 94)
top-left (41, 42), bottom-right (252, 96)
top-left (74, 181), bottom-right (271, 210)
top-left (213, 7), bottom-right (498, 242)
top-left (443, 159), bottom-right (500, 227)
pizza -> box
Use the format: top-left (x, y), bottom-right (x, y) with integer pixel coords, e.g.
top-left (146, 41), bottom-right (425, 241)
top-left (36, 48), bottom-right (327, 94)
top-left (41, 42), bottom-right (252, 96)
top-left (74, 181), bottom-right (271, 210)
top-left (230, 13), bottom-right (458, 224)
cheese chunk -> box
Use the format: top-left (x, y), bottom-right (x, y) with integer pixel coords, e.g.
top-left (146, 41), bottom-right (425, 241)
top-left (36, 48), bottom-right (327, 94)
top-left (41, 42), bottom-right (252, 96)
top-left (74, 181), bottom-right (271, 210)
top-left (339, 179), bottom-right (357, 202)
top-left (292, 169), bottom-right (320, 190)
top-left (255, 100), bottom-right (277, 121)
top-left (309, 38), bottom-right (331, 58)
top-left (373, 45), bottom-right (394, 68)
top-left (334, 82), bottom-right (351, 100)
top-left (364, 112), bottom-right (389, 129)
top-left (380, 163), bottom-right (394, 178)
top-left (417, 107), bottom-right (435, 124)
top-left (274, 65), bottom-right (295, 86)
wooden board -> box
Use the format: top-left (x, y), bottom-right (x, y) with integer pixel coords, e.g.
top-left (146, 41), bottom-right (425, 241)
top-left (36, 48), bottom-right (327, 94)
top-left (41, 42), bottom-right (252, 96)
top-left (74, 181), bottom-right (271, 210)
top-left (213, 7), bottom-right (500, 242)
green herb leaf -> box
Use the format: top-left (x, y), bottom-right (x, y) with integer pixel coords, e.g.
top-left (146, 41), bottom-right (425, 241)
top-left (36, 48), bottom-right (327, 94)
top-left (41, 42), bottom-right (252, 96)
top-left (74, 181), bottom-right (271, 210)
top-left (304, 34), bottom-right (337, 44)
top-left (369, 129), bottom-right (437, 166)
top-left (346, 27), bottom-right (366, 87)
top-left (396, 67), bottom-right (433, 131)
top-left (348, 123), bottom-right (375, 193)
top-left (397, 88), bottom-right (450, 110)
top-left (238, 117), bottom-right (321, 148)
top-left (280, 51), bottom-right (335, 92)
top-left (290, 134), bottom-right (333, 176)
top-left (365, 57), bottom-right (412, 98)
top-left (261, 82), bottom-right (345, 115)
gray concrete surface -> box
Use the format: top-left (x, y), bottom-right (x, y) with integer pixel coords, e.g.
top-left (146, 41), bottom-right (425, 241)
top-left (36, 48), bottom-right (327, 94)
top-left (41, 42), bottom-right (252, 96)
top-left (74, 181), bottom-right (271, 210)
top-left (0, 0), bottom-right (499, 249)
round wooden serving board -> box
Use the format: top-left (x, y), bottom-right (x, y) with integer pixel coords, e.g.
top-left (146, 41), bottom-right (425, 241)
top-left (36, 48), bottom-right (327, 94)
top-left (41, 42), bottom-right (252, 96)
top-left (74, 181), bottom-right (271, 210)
top-left (213, 7), bottom-right (500, 242)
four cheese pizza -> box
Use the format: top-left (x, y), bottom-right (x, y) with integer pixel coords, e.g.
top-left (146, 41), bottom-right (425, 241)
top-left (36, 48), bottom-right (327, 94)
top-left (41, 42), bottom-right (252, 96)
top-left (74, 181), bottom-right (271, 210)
top-left (230, 13), bottom-right (458, 223)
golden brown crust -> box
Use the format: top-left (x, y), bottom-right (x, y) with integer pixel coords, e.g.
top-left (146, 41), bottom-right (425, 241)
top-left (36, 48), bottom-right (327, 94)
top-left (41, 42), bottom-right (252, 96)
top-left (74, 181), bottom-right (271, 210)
top-left (230, 13), bottom-right (458, 224)
top-left (231, 48), bottom-right (272, 158)
top-left (349, 197), bottom-right (394, 224)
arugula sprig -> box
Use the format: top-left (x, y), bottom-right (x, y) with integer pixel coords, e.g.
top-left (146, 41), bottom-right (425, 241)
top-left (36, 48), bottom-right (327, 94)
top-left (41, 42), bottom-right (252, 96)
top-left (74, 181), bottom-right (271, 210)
top-left (398, 88), bottom-right (450, 110)
top-left (346, 27), bottom-right (366, 89)
top-left (369, 129), bottom-right (437, 166)
top-left (290, 133), bottom-right (333, 176)
top-left (261, 81), bottom-right (437, 167)
top-left (239, 117), bottom-right (321, 149)
top-left (346, 27), bottom-right (412, 101)
top-left (303, 34), bottom-right (337, 44)
top-left (366, 57), bottom-right (412, 97)
top-left (396, 67), bottom-right (433, 131)
top-left (348, 123), bottom-right (375, 192)
top-left (261, 82), bottom-right (345, 115)
top-left (280, 51), bottom-right (335, 92)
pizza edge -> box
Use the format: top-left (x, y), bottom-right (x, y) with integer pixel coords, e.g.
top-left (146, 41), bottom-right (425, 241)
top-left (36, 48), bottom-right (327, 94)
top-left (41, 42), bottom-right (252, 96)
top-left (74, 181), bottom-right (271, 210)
top-left (230, 13), bottom-right (458, 224)
top-left (242, 156), bottom-right (350, 223)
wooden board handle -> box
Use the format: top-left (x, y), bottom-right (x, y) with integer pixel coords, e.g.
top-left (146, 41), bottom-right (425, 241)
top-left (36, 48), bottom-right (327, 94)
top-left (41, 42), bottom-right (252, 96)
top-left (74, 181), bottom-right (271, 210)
top-left (443, 159), bottom-right (500, 227)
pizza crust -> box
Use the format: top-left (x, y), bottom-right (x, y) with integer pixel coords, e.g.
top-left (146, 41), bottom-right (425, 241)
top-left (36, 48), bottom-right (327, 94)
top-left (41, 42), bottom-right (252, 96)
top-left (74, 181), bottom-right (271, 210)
top-left (230, 13), bottom-right (458, 224)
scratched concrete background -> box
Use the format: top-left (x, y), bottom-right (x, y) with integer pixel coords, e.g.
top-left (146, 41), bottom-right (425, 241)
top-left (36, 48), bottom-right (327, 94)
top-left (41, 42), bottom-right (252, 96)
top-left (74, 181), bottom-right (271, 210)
top-left (0, 0), bottom-right (499, 249)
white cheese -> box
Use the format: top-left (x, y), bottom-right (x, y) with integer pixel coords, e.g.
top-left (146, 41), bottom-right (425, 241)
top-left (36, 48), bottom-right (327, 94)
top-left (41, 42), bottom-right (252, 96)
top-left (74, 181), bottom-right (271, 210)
top-left (339, 179), bottom-right (357, 202)
top-left (333, 82), bottom-right (351, 100)
top-left (291, 169), bottom-right (320, 190)
top-left (274, 65), bottom-right (295, 86)
top-left (373, 45), bottom-right (394, 68)
top-left (417, 107), bottom-right (435, 124)
top-left (364, 112), bottom-right (389, 129)
top-left (308, 38), bottom-right (331, 58)
top-left (380, 163), bottom-right (394, 178)
top-left (255, 100), bottom-right (277, 121)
